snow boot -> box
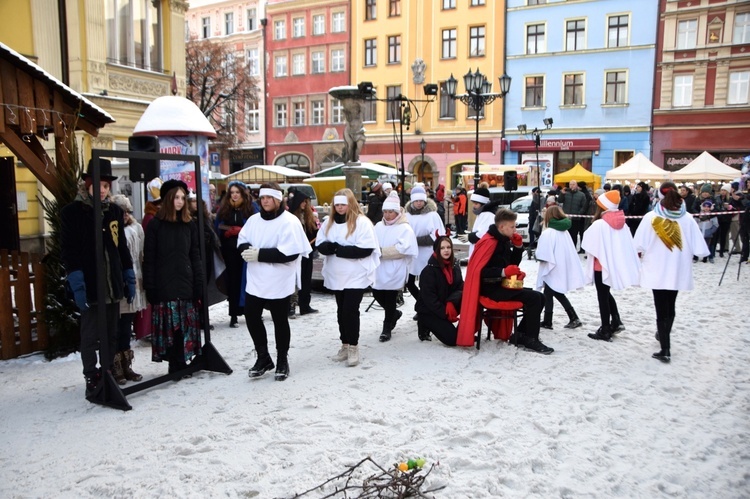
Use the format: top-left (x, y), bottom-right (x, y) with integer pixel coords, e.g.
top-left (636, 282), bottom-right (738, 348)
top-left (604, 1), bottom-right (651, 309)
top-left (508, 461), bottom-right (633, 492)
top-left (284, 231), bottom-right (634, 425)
top-left (112, 352), bottom-right (127, 385)
top-left (610, 314), bottom-right (625, 333)
top-left (522, 337), bottom-right (554, 355)
top-left (332, 344), bottom-right (349, 362)
top-left (417, 323), bottom-right (432, 342)
top-left (347, 345), bottom-right (360, 367)
top-left (275, 355), bottom-right (290, 381)
top-left (540, 310), bottom-right (553, 330)
top-left (379, 321), bottom-right (393, 342)
top-left (390, 309), bottom-right (403, 330)
top-left (122, 349), bottom-right (143, 382)
top-left (248, 354), bottom-right (275, 378)
top-left (563, 308), bottom-right (582, 329)
top-left (652, 319), bottom-right (671, 363)
top-left (229, 315), bottom-right (239, 328)
top-left (588, 325), bottom-right (613, 342)
top-left (84, 369), bottom-right (101, 398)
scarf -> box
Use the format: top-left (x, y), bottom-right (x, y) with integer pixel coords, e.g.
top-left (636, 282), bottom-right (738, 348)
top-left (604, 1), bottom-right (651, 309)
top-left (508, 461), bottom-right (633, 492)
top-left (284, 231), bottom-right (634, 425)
top-left (548, 217), bottom-right (572, 232)
top-left (652, 202), bottom-right (685, 251)
top-left (230, 197), bottom-right (244, 209)
top-left (433, 252), bottom-right (454, 285)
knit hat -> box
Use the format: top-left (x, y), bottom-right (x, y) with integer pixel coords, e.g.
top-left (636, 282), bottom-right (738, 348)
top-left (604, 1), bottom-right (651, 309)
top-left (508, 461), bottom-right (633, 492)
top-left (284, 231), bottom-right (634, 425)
top-left (594, 188), bottom-right (605, 197)
top-left (160, 179), bottom-right (188, 200)
top-left (382, 191), bottom-right (401, 211)
top-left (720, 183), bottom-right (731, 193)
top-left (596, 190), bottom-right (621, 212)
top-left (287, 187), bottom-right (309, 213)
top-left (187, 190), bottom-right (197, 200)
top-left (701, 199), bottom-right (714, 208)
top-left (700, 183), bottom-right (713, 194)
top-left (371, 182), bottom-right (382, 193)
top-left (382, 182), bottom-right (393, 192)
top-left (147, 177), bottom-right (163, 201)
top-left (410, 185), bottom-right (427, 202)
top-left (470, 187), bottom-right (490, 204)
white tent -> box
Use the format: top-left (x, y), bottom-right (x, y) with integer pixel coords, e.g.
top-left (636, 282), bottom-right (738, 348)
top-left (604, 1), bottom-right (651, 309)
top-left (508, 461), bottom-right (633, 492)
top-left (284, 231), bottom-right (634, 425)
top-left (604, 153), bottom-right (671, 181)
top-left (670, 151), bottom-right (741, 181)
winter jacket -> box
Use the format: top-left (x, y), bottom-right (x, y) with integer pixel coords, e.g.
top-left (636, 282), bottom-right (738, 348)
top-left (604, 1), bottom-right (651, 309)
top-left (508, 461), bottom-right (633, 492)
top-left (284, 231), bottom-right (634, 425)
top-left (629, 192), bottom-right (651, 217)
top-left (60, 194), bottom-right (133, 304)
top-left (366, 191), bottom-right (384, 225)
top-left (468, 200), bottom-right (502, 244)
top-left (479, 224), bottom-right (524, 293)
top-left (714, 193), bottom-right (733, 224)
top-left (683, 193), bottom-right (698, 214)
top-left (415, 254), bottom-right (463, 320)
top-left (561, 189), bottom-right (587, 215)
top-left (453, 192), bottom-right (467, 216)
top-left (143, 217), bottom-right (203, 304)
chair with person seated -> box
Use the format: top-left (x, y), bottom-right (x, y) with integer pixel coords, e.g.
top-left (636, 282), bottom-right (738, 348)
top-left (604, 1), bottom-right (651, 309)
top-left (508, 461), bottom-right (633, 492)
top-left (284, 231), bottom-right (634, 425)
top-left (477, 296), bottom-right (524, 350)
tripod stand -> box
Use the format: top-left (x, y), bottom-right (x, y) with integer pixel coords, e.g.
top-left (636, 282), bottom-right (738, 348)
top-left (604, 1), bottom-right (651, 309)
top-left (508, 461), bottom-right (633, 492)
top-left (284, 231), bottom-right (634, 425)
top-left (719, 226), bottom-right (745, 285)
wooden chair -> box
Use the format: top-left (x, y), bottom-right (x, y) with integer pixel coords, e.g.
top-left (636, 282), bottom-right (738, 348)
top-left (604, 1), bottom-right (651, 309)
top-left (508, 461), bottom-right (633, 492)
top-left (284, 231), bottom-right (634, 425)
top-left (476, 296), bottom-right (524, 350)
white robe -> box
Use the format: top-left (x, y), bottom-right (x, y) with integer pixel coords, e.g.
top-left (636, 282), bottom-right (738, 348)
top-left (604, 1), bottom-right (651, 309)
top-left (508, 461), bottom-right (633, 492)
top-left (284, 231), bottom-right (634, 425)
top-left (535, 226), bottom-right (586, 294)
top-left (634, 211), bottom-right (709, 291)
top-left (373, 216), bottom-right (418, 290)
top-left (406, 211), bottom-right (445, 276)
top-left (237, 211), bottom-right (312, 299)
top-left (468, 211), bottom-right (495, 258)
top-left (317, 214), bottom-right (381, 291)
top-left (581, 215), bottom-right (641, 290)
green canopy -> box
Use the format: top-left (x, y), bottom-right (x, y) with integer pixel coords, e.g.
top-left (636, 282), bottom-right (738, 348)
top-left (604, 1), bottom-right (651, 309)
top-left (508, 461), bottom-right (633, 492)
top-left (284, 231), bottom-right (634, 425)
top-left (313, 162), bottom-right (399, 180)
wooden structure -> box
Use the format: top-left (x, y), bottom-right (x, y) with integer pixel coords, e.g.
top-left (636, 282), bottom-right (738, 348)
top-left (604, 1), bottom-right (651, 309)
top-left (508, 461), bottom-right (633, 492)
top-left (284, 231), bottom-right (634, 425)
top-left (0, 250), bottom-right (48, 360)
top-left (0, 42), bottom-right (114, 199)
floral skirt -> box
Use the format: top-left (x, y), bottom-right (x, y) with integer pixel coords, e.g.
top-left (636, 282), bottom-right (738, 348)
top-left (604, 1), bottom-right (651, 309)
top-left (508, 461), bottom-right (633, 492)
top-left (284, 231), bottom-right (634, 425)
top-left (151, 299), bottom-right (202, 363)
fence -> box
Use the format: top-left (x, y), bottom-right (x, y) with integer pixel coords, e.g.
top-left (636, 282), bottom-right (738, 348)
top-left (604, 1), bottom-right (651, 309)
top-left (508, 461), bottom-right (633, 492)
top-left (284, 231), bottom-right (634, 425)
top-left (0, 250), bottom-right (48, 359)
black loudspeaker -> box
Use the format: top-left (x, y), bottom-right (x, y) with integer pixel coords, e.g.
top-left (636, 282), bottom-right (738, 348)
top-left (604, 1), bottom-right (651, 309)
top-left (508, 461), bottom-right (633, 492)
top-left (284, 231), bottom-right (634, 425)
top-left (128, 135), bottom-right (160, 182)
top-left (503, 170), bottom-right (518, 191)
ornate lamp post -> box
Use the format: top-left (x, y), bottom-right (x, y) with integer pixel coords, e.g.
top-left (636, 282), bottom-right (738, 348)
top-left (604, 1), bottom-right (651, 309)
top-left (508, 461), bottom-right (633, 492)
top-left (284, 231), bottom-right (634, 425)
top-left (517, 118), bottom-right (553, 190)
top-left (446, 69), bottom-right (511, 190)
top-left (419, 138), bottom-right (427, 182)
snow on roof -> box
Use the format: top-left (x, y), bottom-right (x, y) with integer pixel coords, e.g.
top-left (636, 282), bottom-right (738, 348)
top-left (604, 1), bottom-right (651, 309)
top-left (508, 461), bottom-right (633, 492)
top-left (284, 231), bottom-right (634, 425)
top-left (133, 96), bottom-right (217, 137)
top-left (227, 164), bottom-right (312, 179)
top-left (0, 41), bottom-right (114, 123)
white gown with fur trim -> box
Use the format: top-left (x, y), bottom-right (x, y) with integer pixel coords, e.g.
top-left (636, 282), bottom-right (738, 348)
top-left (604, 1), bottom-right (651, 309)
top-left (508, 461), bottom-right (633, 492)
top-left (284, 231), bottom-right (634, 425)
top-left (373, 215), bottom-right (418, 290)
top-left (581, 212), bottom-right (641, 290)
top-left (535, 226), bottom-right (586, 294)
top-left (405, 201), bottom-right (445, 276)
top-left (317, 215), bottom-right (381, 291)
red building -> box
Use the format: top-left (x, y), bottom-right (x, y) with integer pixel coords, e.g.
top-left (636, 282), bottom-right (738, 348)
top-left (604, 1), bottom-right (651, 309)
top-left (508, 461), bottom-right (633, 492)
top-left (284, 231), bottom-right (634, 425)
top-left (264, 0), bottom-right (350, 173)
top-left (652, 0), bottom-right (750, 172)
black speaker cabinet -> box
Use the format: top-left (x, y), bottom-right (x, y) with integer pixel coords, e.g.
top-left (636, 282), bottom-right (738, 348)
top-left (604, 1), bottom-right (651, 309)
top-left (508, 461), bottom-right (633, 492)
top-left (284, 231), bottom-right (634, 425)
top-left (503, 170), bottom-right (518, 191)
top-left (128, 135), bottom-right (160, 182)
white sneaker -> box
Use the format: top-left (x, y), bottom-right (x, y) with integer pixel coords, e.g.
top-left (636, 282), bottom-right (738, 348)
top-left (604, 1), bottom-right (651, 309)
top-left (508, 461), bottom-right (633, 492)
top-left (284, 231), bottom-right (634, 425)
top-left (332, 344), bottom-right (349, 362)
top-left (347, 345), bottom-right (360, 367)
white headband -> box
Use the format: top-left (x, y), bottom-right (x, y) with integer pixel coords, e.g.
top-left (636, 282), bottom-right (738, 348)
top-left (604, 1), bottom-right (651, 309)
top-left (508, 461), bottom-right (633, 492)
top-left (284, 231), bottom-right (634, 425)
top-left (333, 195), bottom-right (348, 205)
top-left (470, 193), bottom-right (489, 204)
top-left (259, 188), bottom-right (282, 201)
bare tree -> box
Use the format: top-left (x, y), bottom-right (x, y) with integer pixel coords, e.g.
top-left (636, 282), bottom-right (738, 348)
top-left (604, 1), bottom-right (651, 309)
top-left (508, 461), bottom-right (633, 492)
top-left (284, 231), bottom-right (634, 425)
top-left (186, 37), bottom-right (259, 147)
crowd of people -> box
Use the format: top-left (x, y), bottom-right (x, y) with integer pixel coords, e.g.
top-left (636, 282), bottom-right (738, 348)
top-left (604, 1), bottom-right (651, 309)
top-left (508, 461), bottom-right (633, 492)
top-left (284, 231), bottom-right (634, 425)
top-left (61, 163), bottom-right (749, 397)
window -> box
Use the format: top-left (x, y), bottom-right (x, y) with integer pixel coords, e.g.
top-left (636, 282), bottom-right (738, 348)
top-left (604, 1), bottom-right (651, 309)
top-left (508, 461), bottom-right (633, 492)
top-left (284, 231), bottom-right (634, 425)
top-left (442, 29), bottom-right (457, 59)
top-left (525, 76), bottom-right (544, 107)
top-left (389, 0), bottom-right (401, 17)
top-left (386, 85), bottom-right (401, 121)
top-left (443, 0), bottom-right (456, 9)
top-left (563, 73), bottom-right (584, 105)
top-left (331, 99), bottom-right (344, 124)
top-left (566, 19), bottom-right (585, 51)
top-left (677, 19), bottom-right (697, 49)
top-left (247, 9), bottom-right (256, 31)
top-left (528, 0), bottom-right (547, 4)
top-left (311, 51), bottom-right (325, 73)
top-left (222, 102), bottom-right (235, 130)
top-left (388, 35), bottom-right (401, 63)
top-left (363, 97), bottom-right (377, 122)
top-left (672, 75), bottom-right (693, 107)
top-left (275, 103), bottom-right (288, 127)
top-left (275, 55), bottom-right (287, 77)
top-left (332, 12), bottom-right (346, 32)
top-left (331, 49), bottom-right (345, 72)
top-left (467, 105), bottom-right (484, 120)
top-left (526, 24), bottom-right (545, 54)
top-left (106, 0), bottom-right (163, 72)
top-left (294, 102), bottom-right (306, 126)
top-left (293, 17), bottom-right (305, 38)
top-left (605, 70), bottom-right (627, 104)
top-left (366, 0), bottom-right (377, 21)
top-left (275, 20), bottom-right (286, 40)
top-left (247, 48), bottom-right (259, 76)
top-left (365, 38), bottom-right (377, 66)
top-left (275, 153), bottom-right (310, 172)
top-left (439, 81), bottom-right (456, 119)
top-left (202, 16), bottom-right (210, 38)
top-left (470, 26), bottom-right (485, 57)
top-left (292, 53), bottom-right (305, 75)
top-left (733, 12), bottom-right (750, 44)
top-left (246, 101), bottom-right (259, 132)
top-left (225, 12), bottom-right (233, 35)
top-left (608, 15), bottom-right (628, 48)
top-left (471, 0), bottom-right (485, 5)
top-left (311, 100), bottom-right (325, 125)
top-left (313, 14), bottom-right (325, 35)
top-left (728, 71), bottom-right (750, 104)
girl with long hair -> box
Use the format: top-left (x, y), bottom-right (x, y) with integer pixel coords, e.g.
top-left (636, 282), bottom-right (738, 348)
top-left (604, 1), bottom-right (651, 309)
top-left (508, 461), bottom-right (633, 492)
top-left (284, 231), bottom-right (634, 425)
top-left (143, 180), bottom-right (203, 375)
top-left (316, 189), bottom-right (380, 366)
top-left (287, 188), bottom-right (319, 315)
top-left (535, 205), bottom-right (585, 330)
top-left (215, 180), bottom-right (255, 327)
top-left (405, 185), bottom-right (445, 303)
top-left (415, 236), bottom-right (464, 346)
top-left (634, 182), bottom-right (709, 362)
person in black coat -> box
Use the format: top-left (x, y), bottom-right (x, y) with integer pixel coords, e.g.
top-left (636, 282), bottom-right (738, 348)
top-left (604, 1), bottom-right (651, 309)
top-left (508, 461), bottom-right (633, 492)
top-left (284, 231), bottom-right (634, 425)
top-left (366, 182), bottom-right (385, 225)
top-left (415, 236), bottom-right (463, 346)
top-left (61, 160), bottom-right (134, 397)
top-left (627, 182), bottom-right (651, 235)
top-left (287, 187), bottom-right (319, 315)
top-left (680, 185), bottom-right (697, 214)
top-left (528, 187), bottom-right (542, 251)
top-left (143, 180), bottom-right (204, 374)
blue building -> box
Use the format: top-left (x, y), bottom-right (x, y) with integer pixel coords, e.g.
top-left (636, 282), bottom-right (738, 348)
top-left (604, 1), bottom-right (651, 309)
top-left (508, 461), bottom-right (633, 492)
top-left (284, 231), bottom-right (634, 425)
top-left (503, 0), bottom-right (658, 186)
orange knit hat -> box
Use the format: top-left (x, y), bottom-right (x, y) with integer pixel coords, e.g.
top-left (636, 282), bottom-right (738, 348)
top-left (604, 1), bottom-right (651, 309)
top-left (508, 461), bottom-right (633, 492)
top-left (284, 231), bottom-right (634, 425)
top-left (596, 190), bottom-right (620, 211)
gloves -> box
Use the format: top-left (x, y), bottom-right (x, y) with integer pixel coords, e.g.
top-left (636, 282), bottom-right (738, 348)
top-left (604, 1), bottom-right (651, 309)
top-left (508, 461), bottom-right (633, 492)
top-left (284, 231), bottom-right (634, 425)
top-left (241, 247), bottom-right (260, 262)
top-left (123, 269), bottom-right (136, 304)
top-left (446, 302), bottom-right (459, 323)
top-left (503, 265), bottom-right (522, 278)
top-left (223, 225), bottom-right (241, 238)
top-left (66, 270), bottom-right (89, 311)
top-left (380, 246), bottom-right (401, 260)
top-left (510, 232), bottom-right (523, 247)
top-left (456, 234), bottom-right (469, 243)
top-left (316, 241), bottom-right (338, 256)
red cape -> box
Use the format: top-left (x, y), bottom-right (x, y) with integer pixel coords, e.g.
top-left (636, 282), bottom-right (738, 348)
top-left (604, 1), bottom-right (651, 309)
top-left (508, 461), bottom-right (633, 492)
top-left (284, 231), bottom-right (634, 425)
top-left (456, 233), bottom-right (498, 346)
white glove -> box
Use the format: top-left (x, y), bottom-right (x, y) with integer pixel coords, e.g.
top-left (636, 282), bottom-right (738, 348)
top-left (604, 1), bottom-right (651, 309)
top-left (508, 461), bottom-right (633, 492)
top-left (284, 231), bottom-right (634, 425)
top-left (456, 234), bottom-right (469, 243)
top-left (241, 247), bottom-right (260, 262)
top-left (380, 245), bottom-right (401, 260)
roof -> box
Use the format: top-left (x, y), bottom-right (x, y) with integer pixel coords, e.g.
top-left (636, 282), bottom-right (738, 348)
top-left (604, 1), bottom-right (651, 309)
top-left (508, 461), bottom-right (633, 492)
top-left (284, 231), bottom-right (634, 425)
top-left (224, 164), bottom-right (311, 182)
top-left (133, 96), bottom-right (216, 137)
top-left (313, 162), bottom-right (400, 179)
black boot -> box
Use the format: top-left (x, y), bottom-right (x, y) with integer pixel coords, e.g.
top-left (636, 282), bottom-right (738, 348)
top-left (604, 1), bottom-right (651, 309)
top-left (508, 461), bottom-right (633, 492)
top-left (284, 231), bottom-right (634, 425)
top-left (84, 369), bottom-right (101, 399)
top-left (540, 313), bottom-right (553, 330)
top-left (652, 319), bottom-right (671, 363)
top-left (563, 308), bottom-right (582, 329)
top-left (417, 323), bottom-right (431, 341)
top-left (390, 310), bottom-right (403, 329)
top-left (610, 314), bottom-right (625, 333)
top-left (379, 321), bottom-right (393, 342)
top-left (275, 354), bottom-right (289, 381)
top-left (230, 315), bottom-right (239, 328)
top-left (249, 354), bottom-right (275, 378)
top-left (588, 325), bottom-right (613, 342)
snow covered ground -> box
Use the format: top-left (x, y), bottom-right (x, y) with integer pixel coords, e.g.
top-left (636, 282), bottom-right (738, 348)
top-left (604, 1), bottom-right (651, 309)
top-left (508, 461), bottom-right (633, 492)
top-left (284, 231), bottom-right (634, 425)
top-left (1, 252), bottom-right (748, 498)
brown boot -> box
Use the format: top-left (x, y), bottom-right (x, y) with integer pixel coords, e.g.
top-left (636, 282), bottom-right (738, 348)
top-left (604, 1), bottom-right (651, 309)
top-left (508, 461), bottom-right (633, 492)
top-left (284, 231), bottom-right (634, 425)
top-left (122, 349), bottom-right (143, 382)
top-left (112, 352), bottom-right (127, 385)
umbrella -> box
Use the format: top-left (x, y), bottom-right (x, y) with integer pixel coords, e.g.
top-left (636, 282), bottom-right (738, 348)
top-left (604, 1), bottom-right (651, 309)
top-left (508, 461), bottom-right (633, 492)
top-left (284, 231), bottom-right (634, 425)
top-left (670, 151), bottom-right (741, 181)
top-left (604, 153), bottom-right (671, 181)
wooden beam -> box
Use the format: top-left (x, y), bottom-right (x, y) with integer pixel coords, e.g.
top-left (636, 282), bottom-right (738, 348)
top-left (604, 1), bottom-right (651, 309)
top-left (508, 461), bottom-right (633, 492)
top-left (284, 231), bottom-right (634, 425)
top-left (0, 59), bottom-right (19, 127)
top-left (0, 71), bottom-right (4, 134)
top-left (33, 79), bottom-right (50, 132)
top-left (0, 129), bottom-right (60, 198)
top-left (17, 69), bottom-right (35, 135)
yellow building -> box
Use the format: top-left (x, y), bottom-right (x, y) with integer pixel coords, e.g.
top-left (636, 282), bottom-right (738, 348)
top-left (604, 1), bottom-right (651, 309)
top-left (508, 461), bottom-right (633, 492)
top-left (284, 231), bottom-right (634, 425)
top-left (351, 0), bottom-right (508, 190)
top-left (0, 0), bottom-right (189, 253)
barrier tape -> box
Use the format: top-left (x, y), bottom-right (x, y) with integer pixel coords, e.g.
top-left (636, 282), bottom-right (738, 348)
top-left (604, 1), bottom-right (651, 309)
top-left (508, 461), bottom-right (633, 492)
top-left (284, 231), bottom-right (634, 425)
top-left (564, 210), bottom-right (742, 219)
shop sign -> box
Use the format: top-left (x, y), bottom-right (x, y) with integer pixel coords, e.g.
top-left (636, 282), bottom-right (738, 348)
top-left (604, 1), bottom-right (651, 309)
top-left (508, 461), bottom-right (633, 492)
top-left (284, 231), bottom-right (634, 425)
top-left (509, 138), bottom-right (600, 152)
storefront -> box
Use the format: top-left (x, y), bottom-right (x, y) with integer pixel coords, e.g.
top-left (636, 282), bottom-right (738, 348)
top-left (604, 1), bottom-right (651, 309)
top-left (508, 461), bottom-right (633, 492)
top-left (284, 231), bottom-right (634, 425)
top-left (662, 151), bottom-right (746, 173)
top-left (229, 148), bottom-right (265, 173)
top-left (507, 138), bottom-right (601, 188)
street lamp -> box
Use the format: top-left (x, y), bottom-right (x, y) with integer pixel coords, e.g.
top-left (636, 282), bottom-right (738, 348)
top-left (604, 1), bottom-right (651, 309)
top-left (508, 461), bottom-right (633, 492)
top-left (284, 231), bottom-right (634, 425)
top-left (446, 68), bottom-right (512, 190)
top-left (517, 118), bottom-right (553, 190)
top-left (419, 138), bottom-right (427, 182)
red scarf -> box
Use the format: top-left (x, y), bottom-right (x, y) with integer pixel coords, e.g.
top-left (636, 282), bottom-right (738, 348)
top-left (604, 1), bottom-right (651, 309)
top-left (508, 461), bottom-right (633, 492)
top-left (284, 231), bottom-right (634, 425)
top-left (456, 233), bottom-right (498, 347)
top-left (433, 252), bottom-right (454, 285)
